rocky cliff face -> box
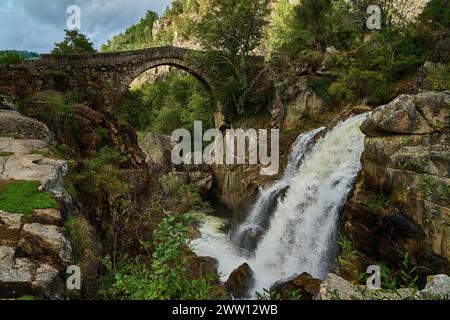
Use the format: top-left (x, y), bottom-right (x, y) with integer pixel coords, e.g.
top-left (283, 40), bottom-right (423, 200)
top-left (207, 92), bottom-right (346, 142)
top-left (344, 91), bottom-right (450, 276)
top-left (0, 111), bottom-right (73, 299)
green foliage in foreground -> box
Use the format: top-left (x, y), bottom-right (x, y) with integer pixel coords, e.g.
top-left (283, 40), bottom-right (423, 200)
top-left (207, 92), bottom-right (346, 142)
top-left (118, 72), bottom-right (214, 134)
top-left (0, 181), bottom-right (58, 216)
top-left (98, 214), bottom-right (214, 300)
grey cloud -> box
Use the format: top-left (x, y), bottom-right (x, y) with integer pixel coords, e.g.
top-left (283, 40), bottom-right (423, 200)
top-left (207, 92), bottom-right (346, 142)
top-left (0, 0), bottom-right (173, 53)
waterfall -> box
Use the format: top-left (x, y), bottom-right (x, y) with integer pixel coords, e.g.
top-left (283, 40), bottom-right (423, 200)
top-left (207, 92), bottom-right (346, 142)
top-left (232, 127), bottom-right (325, 251)
top-left (190, 114), bottom-right (369, 294)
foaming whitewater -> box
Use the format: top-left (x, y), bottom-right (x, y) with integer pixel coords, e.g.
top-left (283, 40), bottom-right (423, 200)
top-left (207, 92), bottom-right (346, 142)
top-left (232, 127), bottom-right (325, 250)
top-left (190, 114), bottom-right (369, 295)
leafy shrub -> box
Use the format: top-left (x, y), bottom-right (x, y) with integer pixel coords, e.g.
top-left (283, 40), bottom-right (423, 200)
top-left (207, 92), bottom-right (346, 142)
top-left (307, 77), bottom-right (333, 102)
top-left (159, 174), bottom-right (204, 211)
top-left (72, 147), bottom-right (129, 195)
top-left (0, 180), bottom-right (57, 216)
top-left (422, 63), bottom-right (450, 91)
top-left (330, 67), bottom-right (394, 105)
top-left (98, 214), bottom-right (213, 300)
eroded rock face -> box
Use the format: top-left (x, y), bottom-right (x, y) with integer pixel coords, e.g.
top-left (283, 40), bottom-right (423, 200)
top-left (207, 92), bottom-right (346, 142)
top-left (344, 91), bottom-right (450, 277)
top-left (0, 114), bottom-right (73, 299)
top-left (225, 263), bottom-right (255, 299)
top-left (283, 76), bottom-right (328, 131)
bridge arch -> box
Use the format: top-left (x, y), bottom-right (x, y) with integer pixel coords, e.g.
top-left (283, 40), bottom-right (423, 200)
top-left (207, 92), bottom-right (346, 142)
top-left (119, 57), bottom-right (214, 99)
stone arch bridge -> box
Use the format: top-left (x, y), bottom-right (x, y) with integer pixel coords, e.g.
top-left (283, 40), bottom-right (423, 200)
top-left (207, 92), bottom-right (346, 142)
top-left (24, 46), bottom-right (218, 114)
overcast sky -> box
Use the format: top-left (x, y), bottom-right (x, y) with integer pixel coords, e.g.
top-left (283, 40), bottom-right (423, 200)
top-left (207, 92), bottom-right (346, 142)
top-left (0, 0), bottom-right (173, 53)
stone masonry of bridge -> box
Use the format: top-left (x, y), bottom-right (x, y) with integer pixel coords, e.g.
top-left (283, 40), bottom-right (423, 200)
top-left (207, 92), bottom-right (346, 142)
top-left (24, 46), bottom-right (214, 110)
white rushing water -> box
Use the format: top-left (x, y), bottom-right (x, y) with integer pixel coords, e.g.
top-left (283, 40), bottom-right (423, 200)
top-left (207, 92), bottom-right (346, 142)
top-left (232, 127), bottom-right (325, 250)
top-left (190, 114), bottom-right (368, 294)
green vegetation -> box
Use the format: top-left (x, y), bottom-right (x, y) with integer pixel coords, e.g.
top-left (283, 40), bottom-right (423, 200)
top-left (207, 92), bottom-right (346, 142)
top-left (366, 194), bottom-right (390, 211)
top-left (335, 236), bottom-right (368, 284)
top-left (101, 11), bottom-right (159, 52)
top-left (0, 51), bottom-right (23, 65)
top-left (0, 133), bottom-right (16, 138)
top-left (419, 175), bottom-right (450, 207)
top-left (190, 0), bottom-right (270, 60)
top-left (64, 214), bottom-right (100, 298)
top-left (307, 77), bottom-right (333, 103)
top-left (264, 0), bottom-right (448, 106)
top-left (72, 147), bottom-right (129, 195)
top-left (0, 180), bottom-right (58, 216)
top-left (0, 50), bottom-right (39, 64)
top-left (422, 63), bottom-right (450, 91)
top-left (16, 295), bottom-right (35, 300)
top-left (0, 151), bottom-right (14, 157)
top-left (52, 29), bottom-right (96, 55)
top-left (118, 72), bottom-right (214, 134)
top-left (26, 91), bottom-right (80, 149)
top-left (420, 0), bottom-right (450, 30)
top-left (186, 0), bottom-right (271, 117)
top-left (98, 214), bottom-right (214, 300)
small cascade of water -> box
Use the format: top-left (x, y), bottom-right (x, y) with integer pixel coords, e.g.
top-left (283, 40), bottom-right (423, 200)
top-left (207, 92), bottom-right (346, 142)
top-left (231, 127), bottom-right (325, 251)
top-left (190, 114), bottom-right (369, 295)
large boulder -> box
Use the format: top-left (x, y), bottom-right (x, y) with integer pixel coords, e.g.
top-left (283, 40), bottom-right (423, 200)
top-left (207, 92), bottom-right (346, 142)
top-left (139, 132), bottom-right (173, 177)
top-left (225, 263), bottom-right (256, 299)
top-left (419, 274), bottom-right (450, 300)
top-left (360, 92), bottom-right (449, 136)
top-left (0, 110), bottom-right (53, 143)
top-left (270, 272), bottom-right (322, 300)
top-left (185, 256), bottom-right (220, 283)
top-left (315, 273), bottom-right (363, 300)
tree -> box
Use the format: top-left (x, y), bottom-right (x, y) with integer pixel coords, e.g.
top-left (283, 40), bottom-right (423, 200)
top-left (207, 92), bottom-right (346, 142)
top-left (294, 0), bottom-right (332, 52)
top-left (52, 29), bottom-right (96, 55)
top-left (192, 0), bottom-right (271, 66)
top-left (101, 11), bottom-right (158, 52)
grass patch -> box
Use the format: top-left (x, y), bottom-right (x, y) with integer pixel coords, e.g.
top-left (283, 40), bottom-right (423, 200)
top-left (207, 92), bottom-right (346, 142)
top-left (367, 194), bottom-right (390, 211)
top-left (0, 180), bottom-right (58, 216)
top-left (0, 133), bottom-right (15, 138)
top-left (16, 295), bottom-right (35, 300)
top-left (30, 149), bottom-right (49, 156)
top-left (0, 151), bottom-right (14, 157)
